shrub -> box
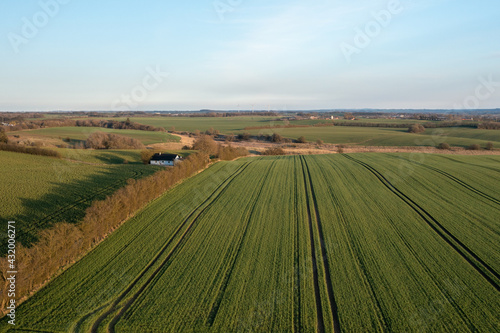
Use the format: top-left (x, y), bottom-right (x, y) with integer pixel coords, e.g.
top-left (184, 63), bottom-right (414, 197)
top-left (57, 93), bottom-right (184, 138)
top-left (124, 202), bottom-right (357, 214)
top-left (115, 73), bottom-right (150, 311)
top-left (238, 132), bottom-right (251, 141)
top-left (486, 142), bottom-right (494, 150)
top-left (467, 144), bottom-right (481, 150)
top-left (218, 145), bottom-right (249, 160)
top-left (140, 150), bottom-right (154, 164)
top-left (0, 131), bottom-right (8, 144)
top-left (262, 147), bottom-right (286, 155)
top-left (408, 124), bottom-right (425, 134)
top-left (437, 142), bottom-right (451, 150)
top-left (205, 128), bottom-right (220, 136)
top-left (0, 143), bottom-right (61, 158)
top-left (85, 132), bottom-right (145, 149)
top-left (296, 136), bottom-right (307, 143)
top-left (337, 145), bottom-right (345, 154)
top-left (192, 135), bottom-right (218, 155)
top-left (316, 139), bottom-right (324, 146)
top-left (271, 133), bottom-right (283, 143)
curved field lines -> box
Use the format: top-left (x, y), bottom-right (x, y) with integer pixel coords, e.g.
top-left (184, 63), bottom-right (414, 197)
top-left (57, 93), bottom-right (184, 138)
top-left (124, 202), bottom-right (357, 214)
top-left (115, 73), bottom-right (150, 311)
top-left (1, 154), bottom-right (499, 332)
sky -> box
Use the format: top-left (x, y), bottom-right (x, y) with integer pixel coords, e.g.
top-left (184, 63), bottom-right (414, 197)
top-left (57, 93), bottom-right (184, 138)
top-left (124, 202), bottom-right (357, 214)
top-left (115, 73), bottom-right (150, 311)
top-left (0, 0), bottom-right (499, 111)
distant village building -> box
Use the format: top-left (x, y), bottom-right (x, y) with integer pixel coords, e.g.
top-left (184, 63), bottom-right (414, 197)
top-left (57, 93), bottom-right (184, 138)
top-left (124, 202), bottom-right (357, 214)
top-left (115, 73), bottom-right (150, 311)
top-left (149, 153), bottom-right (180, 166)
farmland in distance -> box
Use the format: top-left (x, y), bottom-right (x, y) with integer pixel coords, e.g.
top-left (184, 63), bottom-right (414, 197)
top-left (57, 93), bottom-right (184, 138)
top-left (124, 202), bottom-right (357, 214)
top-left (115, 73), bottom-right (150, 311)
top-left (1, 154), bottom-right (499, 332)
top-left (107, 116), bottom-right (500, 148)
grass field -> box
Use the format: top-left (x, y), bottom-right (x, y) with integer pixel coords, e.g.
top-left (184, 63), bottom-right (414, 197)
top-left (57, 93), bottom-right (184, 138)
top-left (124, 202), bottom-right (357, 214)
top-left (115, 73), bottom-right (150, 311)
top-left (0, 151), bottom-right (160, 254)
top-left (8, 127), bottom-right (180, 146)
top-left (2, 153), bottom-right (498, 332)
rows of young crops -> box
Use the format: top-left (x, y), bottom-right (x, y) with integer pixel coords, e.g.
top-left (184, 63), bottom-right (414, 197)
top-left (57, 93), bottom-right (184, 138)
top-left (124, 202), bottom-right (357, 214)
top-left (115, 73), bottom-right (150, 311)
top-left (1, 154), bottom-right (498, 332)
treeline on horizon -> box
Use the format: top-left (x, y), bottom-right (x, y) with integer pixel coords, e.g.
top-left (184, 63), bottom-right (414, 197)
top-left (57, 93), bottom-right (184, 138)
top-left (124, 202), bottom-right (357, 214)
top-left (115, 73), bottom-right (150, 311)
top-left (2, 109), bottom-right (499, 120)
top-left (0, 118), bottom-right (166, 133)
top-left (245, 120), bottom-right (500, 130)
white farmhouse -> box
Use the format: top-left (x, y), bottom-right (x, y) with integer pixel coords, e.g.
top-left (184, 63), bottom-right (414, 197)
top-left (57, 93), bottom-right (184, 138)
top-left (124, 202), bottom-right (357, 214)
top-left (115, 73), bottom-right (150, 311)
top-left (149, 153), bottom-right (180, 166)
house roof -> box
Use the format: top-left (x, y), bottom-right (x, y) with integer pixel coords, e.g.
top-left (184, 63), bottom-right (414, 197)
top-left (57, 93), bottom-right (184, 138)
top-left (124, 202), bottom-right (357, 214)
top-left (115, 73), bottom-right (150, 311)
top-left (150, 153), bottom-right (179, 161)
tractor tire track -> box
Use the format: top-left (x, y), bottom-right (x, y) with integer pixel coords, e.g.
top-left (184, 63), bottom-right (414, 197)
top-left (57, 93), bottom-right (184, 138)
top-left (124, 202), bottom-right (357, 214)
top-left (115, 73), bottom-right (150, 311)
top-left (302, 156), bottom-right (341, 333)
top-left (293, 156), bottom-right (302, 333)
top-left (317, 157), bottom-right (388, 331)
top-left (389, 155), bottom-right (500, 206)
top-left (299, 156), bottom-right (326, 333)
top-left (89, 162), bottom-right (250, 333)
top-left (437, 155), bottom-right (500, 174)
top-left (342, 154), bottom-right (500, 292)
top-left (206, 160), bottom-right (277, 327)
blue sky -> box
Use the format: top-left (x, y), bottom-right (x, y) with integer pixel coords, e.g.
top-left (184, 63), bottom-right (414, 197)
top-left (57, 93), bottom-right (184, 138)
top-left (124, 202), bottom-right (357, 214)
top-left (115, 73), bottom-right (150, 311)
top-left (0, 0), bottom-right (499, 111)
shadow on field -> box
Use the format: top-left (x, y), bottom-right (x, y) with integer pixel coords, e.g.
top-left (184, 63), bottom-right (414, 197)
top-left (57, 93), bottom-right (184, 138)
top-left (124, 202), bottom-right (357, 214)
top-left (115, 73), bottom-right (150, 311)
top-left (93, 150), bottom-right (143, 165)
top-left (0, 165), bottom-right (156, 256)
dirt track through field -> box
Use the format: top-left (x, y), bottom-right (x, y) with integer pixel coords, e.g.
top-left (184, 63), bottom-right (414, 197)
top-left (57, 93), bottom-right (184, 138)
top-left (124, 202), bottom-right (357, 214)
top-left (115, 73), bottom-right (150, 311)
top-left (342, 154), bottom-right (500, 292)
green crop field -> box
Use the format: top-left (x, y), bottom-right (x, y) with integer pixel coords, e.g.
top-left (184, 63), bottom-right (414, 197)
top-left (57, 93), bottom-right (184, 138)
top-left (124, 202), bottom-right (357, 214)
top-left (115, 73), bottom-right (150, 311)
top-left (0, 151), bottom-right (160, 254)
top-left (8, 127), bottom-right (180, 145)
top-left (248, 126), bottom-right (500, 147)
top-left (111, 116), bottom-right (281, 133)
top-left (2, 153), bottom-right (498, 332)
top-left (105, 116), bottom-right (499, 148)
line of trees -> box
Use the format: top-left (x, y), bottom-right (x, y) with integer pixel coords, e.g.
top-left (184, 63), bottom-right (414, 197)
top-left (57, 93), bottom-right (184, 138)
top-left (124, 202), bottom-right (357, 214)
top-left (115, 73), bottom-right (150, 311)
top-left (262, 147), bottom-right (286, 155)
top-left (85, 132), bottom-right (145, 149)
top-left (0, 143), bottom-right (62, 158)
top-left (243, 120), bottom-right (499, 131)
top-left (408, 124), bottom-right (426, 134)
top-left (0, 152), bottom-right (210, 314)
top-left (191, 135), bottom-right (249, 160)
top-left (188, 111), bottom-right (278, 117)
top-left (1, 118), bottom-right (166, 133)
top-left (478, 122), bottom-right (500, 130)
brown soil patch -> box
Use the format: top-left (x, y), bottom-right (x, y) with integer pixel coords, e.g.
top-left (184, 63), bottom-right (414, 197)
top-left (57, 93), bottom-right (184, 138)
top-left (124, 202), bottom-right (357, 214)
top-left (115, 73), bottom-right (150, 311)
top-left (226, 140), bottom-right (500, 156)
